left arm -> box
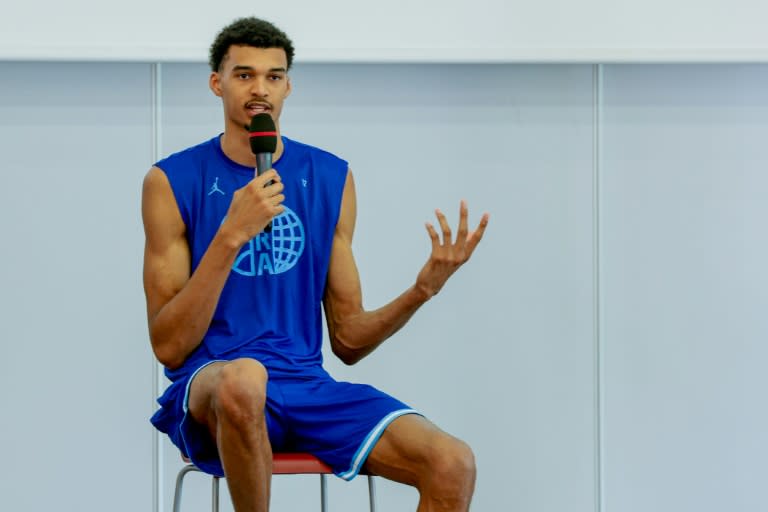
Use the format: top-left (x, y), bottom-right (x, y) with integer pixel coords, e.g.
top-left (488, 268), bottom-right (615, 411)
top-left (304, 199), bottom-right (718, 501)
top-left (322, 169), bottom-right (489, 365)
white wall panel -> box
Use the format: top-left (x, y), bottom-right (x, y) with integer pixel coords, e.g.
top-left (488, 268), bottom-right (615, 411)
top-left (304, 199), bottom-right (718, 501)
top-left (0, 62), bottom-right (155, 511)
top-left (601, 64), bottom-right (768, 512)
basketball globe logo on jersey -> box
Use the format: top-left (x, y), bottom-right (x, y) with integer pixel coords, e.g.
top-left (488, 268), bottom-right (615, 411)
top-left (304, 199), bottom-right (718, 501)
top-left (232, 206), bottom-right (305, 277)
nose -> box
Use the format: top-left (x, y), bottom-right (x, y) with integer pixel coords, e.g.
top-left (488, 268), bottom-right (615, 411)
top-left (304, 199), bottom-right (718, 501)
top-left (250, 76), bottom-right (268, 97)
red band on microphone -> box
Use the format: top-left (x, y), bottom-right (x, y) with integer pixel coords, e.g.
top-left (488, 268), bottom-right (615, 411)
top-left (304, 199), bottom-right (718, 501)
top-left (249, 131), bottom-right (278, 137)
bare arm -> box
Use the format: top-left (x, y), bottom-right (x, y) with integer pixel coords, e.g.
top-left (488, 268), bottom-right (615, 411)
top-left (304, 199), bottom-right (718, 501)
top-left (142, 166), bottom-right (284, 369)
top-left (323, 170), bottom-right (490, 365)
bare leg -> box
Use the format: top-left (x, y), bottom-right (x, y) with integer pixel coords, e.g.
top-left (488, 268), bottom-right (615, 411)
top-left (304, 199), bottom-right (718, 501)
top-left (364, 415), bottom-right (476, 511)
top-left (188, 358), bottom-right (272, 512)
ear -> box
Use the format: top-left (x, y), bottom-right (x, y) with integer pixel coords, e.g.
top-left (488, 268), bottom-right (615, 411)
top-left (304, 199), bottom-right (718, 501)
top-left (209, 72), bottom-right (223, 97)
top-left (285, 76), bottom-right (292, 98)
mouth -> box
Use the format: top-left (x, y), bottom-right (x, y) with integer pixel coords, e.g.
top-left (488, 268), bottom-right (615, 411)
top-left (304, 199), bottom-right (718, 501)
top-left (246, 102), bottom-right (272, 117)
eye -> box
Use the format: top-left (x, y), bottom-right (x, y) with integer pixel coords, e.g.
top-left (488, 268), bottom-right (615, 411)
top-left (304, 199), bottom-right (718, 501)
top-left (269, 74), bottom-right (284, 81)
top-left (238, 73), bottom-right (251, 80)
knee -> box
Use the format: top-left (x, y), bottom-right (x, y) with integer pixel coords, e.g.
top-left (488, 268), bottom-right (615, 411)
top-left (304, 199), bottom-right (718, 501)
top-left (425, 436), bottom-right (477, 498)
top-left (212, 359), bottom-right (268, 426)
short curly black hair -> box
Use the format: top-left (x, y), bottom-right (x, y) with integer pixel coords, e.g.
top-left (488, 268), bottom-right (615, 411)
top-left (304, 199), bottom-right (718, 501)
top-left (209, 17), bottom-right (295, 72)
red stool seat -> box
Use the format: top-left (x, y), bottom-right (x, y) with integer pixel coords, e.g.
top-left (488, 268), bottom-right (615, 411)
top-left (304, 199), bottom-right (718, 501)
top-left (181, 452), bottom-right (334, 474)
top-left (272, 452), bottom-right (333, 474)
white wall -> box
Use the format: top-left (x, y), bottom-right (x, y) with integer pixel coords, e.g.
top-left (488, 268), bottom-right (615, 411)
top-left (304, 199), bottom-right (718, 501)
top-left (0, 61), bottom-right (766, 512)
top-left (600, 64), bottom-right (768, 512)
top-left (0, 63), bottom-right (155, 511)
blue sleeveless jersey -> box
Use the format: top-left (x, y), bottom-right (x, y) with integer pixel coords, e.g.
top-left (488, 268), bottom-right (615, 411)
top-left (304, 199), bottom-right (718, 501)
top-left (156, 135), bottom-right (348, 380)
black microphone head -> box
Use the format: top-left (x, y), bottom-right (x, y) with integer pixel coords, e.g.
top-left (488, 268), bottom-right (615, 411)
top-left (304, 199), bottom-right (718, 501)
top-left (248, 113), bottom-right (277, 155)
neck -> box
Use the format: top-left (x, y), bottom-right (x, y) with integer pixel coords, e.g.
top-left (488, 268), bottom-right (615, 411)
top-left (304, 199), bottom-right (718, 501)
top-left (220, 125), bottom-right (284, 168)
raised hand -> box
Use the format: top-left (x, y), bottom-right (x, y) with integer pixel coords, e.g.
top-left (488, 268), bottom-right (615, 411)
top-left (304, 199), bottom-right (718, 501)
top-left (415, 200), bottom-right (490, 299)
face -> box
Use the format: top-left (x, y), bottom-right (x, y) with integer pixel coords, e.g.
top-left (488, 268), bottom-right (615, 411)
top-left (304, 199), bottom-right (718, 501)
top-left (209, 45), bottom-right (292, 134)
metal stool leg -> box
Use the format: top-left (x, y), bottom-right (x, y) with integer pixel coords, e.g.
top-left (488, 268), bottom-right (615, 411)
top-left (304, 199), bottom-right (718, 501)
top-left (212, 476), bottom-right (220, 512)
top-left (173, 465), bottom-right (202, 512)
top-left (320, 473), bottom-right (328, 512)
top-left (173, 464), bottom-right (221, 512)
top-left (368, 475), bottom-right (377, 512)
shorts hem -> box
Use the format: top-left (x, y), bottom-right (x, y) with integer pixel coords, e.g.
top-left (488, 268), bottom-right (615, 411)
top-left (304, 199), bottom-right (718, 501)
top-left (336, 408), bottom-right (421, 481)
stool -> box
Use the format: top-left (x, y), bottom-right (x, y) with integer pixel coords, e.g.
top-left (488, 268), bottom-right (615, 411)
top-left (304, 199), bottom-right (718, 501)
top-left (172, 452), bottom-right (377, 512)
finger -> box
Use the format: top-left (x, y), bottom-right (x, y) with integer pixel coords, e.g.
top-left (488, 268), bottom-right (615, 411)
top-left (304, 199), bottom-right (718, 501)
top-left (265, 180), bottom-right (285, 195)
top-left (456, 200), bottom-right (469, 247)
top-left (435, 209), bottom-right (452, 244)
top-left (255, 169), bottom-right (279, 185)
top-left (464, 213), bottom-right (490, 256)
top-left (425, 222), bottom-right (440, 250)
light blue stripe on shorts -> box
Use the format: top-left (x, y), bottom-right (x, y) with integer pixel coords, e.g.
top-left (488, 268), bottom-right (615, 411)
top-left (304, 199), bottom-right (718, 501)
top-left (337, 408), bottom-right (421, 481)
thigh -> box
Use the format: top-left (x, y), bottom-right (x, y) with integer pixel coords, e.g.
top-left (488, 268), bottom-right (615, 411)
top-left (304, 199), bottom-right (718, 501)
top-left (282, 377), bottom-right (415, 479)
top-left (177, 359), bottom-right (290, 476)
top-left (363, 414), bottom-right (458, 486)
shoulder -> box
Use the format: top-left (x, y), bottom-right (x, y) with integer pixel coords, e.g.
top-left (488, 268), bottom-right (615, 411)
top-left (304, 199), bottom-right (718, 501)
top-left (155, 136), bottom-right (220, 178)
top-left (283, 136), bottom-right (348, 169)
top-left (141, 166), bottom-right (184, 235)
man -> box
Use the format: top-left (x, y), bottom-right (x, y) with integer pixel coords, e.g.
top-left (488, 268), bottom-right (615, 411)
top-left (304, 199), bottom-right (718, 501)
top-left (143, 17), bottom-right (489, 512)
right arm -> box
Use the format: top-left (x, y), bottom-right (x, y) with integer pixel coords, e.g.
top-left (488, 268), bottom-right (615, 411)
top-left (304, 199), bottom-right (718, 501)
top-left (141, 166), bottom-right (284, 370)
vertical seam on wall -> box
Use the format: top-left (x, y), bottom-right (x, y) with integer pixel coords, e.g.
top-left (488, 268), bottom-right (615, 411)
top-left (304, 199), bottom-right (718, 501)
top-left (151, 61), bottom-right (164, 512)
top-left (592, 62), bottom-right (605, 512)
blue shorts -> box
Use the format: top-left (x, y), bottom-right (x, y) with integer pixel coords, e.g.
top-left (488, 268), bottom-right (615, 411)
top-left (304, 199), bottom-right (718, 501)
top-left (151, 360), bottom-right (419, 480)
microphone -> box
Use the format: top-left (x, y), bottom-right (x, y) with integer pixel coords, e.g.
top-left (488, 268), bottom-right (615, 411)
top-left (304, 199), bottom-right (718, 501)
top-left (248, 113), bottom-right (277, 178)
top-left (248, 113), bottom-right (278, 232)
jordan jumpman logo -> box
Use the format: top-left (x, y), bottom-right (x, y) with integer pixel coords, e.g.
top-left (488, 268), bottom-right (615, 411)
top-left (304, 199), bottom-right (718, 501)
top-left (208, 177), bottom-right (225, 196)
